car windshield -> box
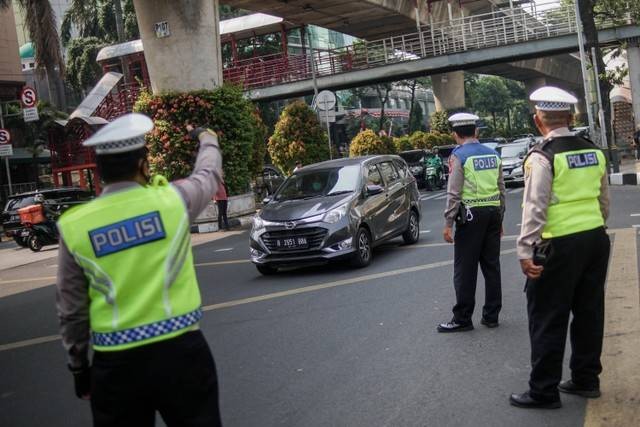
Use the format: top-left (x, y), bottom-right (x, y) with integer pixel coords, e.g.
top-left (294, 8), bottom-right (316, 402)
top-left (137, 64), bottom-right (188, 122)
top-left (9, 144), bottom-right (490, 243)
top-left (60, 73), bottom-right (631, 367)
top-left (399, 152), bottom-right (424, 163)
top-left (5, 196), bottom-right (35, 211)
top-left (274, 165), bottom-right (360, 202)
top-left (497, 144), bottom-right (527, 158)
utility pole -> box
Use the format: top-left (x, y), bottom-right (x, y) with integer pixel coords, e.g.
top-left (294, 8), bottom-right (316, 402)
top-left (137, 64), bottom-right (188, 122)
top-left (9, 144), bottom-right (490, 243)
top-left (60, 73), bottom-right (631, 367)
top-left (574, 0), bottom-right (596, 141)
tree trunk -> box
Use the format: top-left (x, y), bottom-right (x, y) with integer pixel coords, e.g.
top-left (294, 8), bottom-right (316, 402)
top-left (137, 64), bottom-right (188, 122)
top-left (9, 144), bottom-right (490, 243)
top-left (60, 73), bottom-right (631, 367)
top-left (114, 0), bottom-right (126, 42)
top-left (506, 109), bottom-right (512, 134)
top-left (491, 111), bottom-right (497, 130)
top-left (578, 0), bottom-right (612, 149)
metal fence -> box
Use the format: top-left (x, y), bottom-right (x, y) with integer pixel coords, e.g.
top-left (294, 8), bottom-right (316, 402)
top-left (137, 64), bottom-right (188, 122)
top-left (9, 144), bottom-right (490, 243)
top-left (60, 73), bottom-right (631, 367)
top-left (223, 1), bottom-right (629, 91)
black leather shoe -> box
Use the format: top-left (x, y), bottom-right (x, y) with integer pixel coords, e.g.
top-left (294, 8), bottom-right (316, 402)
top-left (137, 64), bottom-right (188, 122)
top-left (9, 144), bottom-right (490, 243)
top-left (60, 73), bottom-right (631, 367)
top-left (558, 380), bottom-right (601, 398)
top-left (509, 392), bottom-right (561, 409)
top-left (480, 318), bottom-right (499, 328)
top-left (437, 321), bottom-right (473, 333)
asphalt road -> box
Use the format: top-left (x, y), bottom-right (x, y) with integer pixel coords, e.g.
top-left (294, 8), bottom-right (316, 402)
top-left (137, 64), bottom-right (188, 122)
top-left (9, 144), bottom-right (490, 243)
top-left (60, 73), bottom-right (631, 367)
top-left (1, 186), bottom-right (639, 427)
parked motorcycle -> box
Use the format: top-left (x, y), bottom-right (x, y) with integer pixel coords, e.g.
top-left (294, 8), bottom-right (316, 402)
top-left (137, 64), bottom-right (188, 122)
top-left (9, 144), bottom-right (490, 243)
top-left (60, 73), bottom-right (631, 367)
top-left (21, 221), bottom-right (59, 252)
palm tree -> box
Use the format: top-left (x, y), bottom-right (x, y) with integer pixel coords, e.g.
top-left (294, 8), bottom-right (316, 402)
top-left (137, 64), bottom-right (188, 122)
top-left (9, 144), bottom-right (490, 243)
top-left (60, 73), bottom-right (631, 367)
top-left (0, 0), bottom-right (66, 109)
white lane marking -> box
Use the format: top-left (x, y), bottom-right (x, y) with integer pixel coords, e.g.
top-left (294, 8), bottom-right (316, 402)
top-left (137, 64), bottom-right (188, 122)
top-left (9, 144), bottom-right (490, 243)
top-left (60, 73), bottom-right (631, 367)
top-left (630, 214), bottom-right (640, 217)
top-left (632, 225), bottom-right (640, 229)
top-left (0, 248), bottom-right (520, 352)
top-left (435, 194), bottom-right (448, 200)
top-left (215, 248), bottom-right (233, 252)
top-left (420, 192), bottom-right (445, 201)
top-left (420, 230), bottom-right (432, 234)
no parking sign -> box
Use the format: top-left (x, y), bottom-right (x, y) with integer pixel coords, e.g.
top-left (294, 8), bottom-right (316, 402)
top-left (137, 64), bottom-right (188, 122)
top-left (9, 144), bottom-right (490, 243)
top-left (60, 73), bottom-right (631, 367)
top-left (0, 128), bottom-right (13, 156)
top-left (21, 86), bottom-right (39, 122)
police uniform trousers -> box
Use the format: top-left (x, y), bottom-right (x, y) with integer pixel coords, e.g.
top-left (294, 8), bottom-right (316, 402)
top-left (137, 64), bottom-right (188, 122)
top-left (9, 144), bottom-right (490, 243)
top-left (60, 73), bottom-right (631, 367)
top-left (452, 206), bottom-right (502, 325)
top-left (91, 330), bottom-right (222, 427)
top-left (526, 227), bottom-right (610, 402)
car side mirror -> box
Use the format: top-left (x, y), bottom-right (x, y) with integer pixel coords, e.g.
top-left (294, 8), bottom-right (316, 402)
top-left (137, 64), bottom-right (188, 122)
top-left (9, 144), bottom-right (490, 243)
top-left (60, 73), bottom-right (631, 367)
top-left (366, 184), bottom-right (384, 197)
top-left (262, 197), bottom-right (272, 204)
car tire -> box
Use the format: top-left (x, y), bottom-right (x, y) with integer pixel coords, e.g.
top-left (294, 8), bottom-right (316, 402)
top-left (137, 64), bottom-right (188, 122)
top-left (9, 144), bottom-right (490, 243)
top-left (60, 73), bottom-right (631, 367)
top-left (402, 210), bottom-right (420, 245)
top-left (28, 235), bottom-right (42, 252)
top-left (351, 227), bottom-right (372, 268)
top-left (256, 264), bottom-right (278, 275)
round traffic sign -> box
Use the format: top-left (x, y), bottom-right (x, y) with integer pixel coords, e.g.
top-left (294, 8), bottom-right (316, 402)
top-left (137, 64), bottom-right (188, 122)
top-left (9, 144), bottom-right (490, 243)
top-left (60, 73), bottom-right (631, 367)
top-left (0, 129), bottom-right (10, 144)
top-left (316, 90), bottom-right (336, 111)
top-left (21, 86), bottom-right (37, 108)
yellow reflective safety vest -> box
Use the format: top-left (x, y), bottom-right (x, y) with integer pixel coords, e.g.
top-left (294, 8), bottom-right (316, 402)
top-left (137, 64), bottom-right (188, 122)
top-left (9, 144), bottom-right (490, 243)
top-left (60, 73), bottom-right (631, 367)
top-left (453, 142), bottom-right (502, 208)
top-left (526, 136), bottom-right (606, 239)
top-left (57, 176), bottom-right (201, 352)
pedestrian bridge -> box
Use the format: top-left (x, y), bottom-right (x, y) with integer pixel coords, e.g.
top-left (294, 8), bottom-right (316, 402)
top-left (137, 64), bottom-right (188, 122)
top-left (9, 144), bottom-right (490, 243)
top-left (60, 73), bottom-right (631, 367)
top-left (220, 4), bottom-right (638, 101)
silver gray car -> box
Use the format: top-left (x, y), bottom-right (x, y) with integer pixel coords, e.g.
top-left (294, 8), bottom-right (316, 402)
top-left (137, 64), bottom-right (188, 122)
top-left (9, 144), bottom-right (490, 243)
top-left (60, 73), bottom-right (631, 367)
top-left (250, 156), bottom-right (421, 275)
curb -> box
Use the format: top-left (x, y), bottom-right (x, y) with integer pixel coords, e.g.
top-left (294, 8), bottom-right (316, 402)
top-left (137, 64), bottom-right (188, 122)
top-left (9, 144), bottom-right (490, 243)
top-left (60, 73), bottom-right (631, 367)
top-left (190, 213), bottom-right (255, 234)
top-left (609, 172), bottom-right (640, 186)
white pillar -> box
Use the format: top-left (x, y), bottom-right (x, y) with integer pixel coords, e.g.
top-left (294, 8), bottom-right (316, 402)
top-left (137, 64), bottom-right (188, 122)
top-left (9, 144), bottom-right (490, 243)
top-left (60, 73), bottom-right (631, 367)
top-left (432, 71), bottom-right (465, 111)
top-left (132, 0), bottom-right (223, 93)
top-left (627, 42), bottom-right (640, 128)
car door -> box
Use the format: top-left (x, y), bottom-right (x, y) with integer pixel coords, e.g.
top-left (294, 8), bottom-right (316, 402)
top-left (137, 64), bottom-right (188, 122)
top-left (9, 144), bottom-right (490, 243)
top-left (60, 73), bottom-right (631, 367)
top-left (360, 163), bottom-right (388, 241)
top-left (377, 161), bottom-right (407, 237)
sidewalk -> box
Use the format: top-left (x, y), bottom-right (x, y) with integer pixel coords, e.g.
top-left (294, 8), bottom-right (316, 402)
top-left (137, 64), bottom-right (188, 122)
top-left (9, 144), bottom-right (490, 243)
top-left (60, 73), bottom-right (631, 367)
top-left (610, 157), bottom-right (640, 185)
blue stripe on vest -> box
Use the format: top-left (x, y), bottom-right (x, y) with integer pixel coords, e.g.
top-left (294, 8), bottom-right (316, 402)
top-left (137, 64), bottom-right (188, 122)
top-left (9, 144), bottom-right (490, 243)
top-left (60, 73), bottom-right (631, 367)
top-left (89, 211), bottom-right (166, 257)
top-left (566, 152), bottom-right (599, 169)
top-left (92, 308), bottom-right (202, 347)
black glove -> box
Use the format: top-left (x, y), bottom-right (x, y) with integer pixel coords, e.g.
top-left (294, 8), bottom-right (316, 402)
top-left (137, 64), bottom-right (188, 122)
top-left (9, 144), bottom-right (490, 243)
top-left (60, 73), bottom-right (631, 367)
top-left (69, 365), bottom-right (91, 400)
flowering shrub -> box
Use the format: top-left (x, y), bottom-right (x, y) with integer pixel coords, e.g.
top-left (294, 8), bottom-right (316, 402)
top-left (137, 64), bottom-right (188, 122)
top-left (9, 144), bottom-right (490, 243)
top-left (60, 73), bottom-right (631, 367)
top-left (268, 100), bottom-right (330, 175)
top-left (393, 135), bottom-right (413, 152)
top-left (134, 85), bottom-right (257, 195)
top-left (350, 129), bottom-right (390, 157)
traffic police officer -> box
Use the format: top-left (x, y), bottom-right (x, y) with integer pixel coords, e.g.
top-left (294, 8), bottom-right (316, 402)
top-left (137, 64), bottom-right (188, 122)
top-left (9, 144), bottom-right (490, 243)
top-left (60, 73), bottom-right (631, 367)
top-left (510, 87), bottom-right (610, 409)
top-left (438, 113), bottom-right (506, 333)
top-left (55, 113), bottom-right (224, 426)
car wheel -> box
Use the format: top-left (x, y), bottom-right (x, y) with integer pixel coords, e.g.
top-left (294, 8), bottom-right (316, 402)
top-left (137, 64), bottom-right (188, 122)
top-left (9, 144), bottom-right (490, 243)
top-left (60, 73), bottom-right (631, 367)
top-left (256, 264), bottom-right (278, 275)
top-left (28, 235), bottom-right (42, 252)
top-left (351, 227), bottom-right (372, 268)
top-left (402, 210), bottom-right (420, 245)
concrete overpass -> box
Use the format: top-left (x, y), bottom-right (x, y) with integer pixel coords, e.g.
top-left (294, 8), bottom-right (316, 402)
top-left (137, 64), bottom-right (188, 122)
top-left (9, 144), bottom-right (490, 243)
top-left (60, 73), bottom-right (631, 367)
top-left (221, 0), bottom-right (585, 109)
top-left (244, 25), bottom-right (640, 102)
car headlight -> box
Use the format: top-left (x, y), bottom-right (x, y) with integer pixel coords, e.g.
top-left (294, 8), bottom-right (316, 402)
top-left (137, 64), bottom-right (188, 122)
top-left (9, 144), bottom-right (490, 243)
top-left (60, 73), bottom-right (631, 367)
top-left (410, 166), bottom-right (423, 174)
top-left (323, 204), bottom-right (348, 224)
top-left (252, 215), bottom-right (265, 233)
top-left (512, 166), bottom-right (524, 176)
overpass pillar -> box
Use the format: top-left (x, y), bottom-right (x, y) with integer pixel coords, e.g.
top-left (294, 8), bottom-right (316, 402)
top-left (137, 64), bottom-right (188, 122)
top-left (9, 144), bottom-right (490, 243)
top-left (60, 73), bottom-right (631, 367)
top-left (574, 97), bottom-right (588, 125)
top-left (627, 42), bottom-right (640, 128)
top-left (132, 0), bottom-right (223, 93)
top-left (432, 71), bottom-right (465, 111)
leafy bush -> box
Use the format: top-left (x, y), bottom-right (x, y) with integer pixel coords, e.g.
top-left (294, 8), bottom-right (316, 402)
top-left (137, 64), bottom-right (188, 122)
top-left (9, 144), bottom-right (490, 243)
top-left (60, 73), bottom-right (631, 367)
top-left (393, 135), bottom-right (413, 152)
top-left (249, 109), bottom-right (268, 177)
top-left (430, 110), bottom-right (450, 134)
top-left (349, 129), bottom-right (393, 157)
top-left (432, 132), bottom-right (455, 147)
top-left (268, 100), bottom-right (329, 175)
top-left (134, 84), bottom-right (257, 195)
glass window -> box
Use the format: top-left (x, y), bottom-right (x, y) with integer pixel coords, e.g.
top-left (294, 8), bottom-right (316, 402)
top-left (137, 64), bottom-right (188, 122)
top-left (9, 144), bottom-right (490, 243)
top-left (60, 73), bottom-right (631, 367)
top-left (366, 164), bottom-right (383, 186)
top-left (393, 159), bottom-right (409, 179)
top-left (274, 165), bottom-right (361, 201)
top-left (378, 161), bottom-right (399, 185)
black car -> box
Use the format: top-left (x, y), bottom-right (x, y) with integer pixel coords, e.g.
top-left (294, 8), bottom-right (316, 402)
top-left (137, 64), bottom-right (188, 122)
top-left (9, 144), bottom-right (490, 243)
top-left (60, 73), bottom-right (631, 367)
top-left (2, 188), bottom-right (93, 247)
top-left (249, 156), bottom-right (421, 274)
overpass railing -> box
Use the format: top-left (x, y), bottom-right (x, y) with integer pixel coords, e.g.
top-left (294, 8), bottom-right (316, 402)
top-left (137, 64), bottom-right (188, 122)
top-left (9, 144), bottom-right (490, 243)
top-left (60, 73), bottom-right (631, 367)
top-left (223, 1), bottom-right (627, 91)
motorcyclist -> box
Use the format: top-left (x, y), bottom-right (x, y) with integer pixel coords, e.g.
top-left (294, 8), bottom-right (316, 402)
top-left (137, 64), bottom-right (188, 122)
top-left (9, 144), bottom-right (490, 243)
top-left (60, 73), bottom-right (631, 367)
top-left (425, 149), bottom-right (444, 180)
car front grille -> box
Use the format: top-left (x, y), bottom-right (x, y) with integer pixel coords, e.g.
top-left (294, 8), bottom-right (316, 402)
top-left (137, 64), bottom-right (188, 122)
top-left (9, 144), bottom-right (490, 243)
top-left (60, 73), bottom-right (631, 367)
top-left (261, 227), bottom-right (328, 252)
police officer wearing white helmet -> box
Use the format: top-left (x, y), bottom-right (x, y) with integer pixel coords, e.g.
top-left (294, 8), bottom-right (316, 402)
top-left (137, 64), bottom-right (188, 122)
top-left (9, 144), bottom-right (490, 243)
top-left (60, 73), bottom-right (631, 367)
top-left (55, 113), bottom-right (224, 425)
top-left (510, 87), bottom-right (610, 409)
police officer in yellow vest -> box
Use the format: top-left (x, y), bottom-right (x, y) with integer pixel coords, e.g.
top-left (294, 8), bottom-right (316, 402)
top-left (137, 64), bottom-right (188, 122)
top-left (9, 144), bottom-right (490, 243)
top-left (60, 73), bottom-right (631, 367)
top-left (55, 113), bottom-right (224, 426)
top-left (510, 87), bottom-right (610, 409)
top-left (438, 113), bottom-right (506, 333)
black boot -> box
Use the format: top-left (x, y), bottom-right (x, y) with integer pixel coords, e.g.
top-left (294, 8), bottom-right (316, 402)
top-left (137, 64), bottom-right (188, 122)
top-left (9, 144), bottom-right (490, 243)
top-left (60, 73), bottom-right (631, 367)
top-left (437, 320), bottom-right (473, 333)
top-left (558, 380), bottom-right (601, 398)
top-left (509, 392), bottom-right (561, 409)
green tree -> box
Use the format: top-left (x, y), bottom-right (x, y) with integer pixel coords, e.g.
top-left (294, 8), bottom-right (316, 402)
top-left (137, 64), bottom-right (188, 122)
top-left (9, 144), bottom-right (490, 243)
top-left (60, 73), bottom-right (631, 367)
top-left (469, 76), bottom-right (510, 130)
top-left (429, 111), bottom-right (450, 134)
top-left (349, 129), bottom-right (394, 157)
top-left (219, 5), bottom-right (250, 20)
top-left (1, 0), bottom-right (66, 109)
top-left (409, 102), bottom-right (424, 133)
top-left (60, 0), bottom-right (138, 46)
top-left (65, 37), bottom-right (107, 92)
top-left (268, 101), bottom-right (330, 175)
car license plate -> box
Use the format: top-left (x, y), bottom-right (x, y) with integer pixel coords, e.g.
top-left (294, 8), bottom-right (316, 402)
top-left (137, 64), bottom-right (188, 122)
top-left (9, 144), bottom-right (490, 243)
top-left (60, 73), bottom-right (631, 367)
top-left (20, 231), bottom-right (30, 237)
top-left (276, 237), bottom-right (308, 249)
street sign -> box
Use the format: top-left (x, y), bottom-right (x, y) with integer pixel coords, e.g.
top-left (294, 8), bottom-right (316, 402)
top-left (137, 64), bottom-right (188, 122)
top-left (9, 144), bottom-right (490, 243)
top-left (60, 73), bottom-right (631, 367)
top-left (23, 107), bottom-right (39, 122)
top-left (0, 128), bottom-right (10, 144)
top-left (154, 21), bottom-right (171, 38)
top-left (316, 90), bottom-right (336, 111)
top-left (318, 109), bottom-right (336, 123)
top-left (20, 86), bottom-right (37, 108)
top-left (0, 144), bottom-right (13, 157)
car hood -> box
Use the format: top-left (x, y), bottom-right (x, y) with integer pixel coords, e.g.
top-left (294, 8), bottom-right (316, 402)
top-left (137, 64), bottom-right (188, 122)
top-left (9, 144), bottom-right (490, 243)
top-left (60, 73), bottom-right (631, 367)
top-left (501, 157), bottom-right (524, 167)
top-left (261, 194), bottom-right (354, 221)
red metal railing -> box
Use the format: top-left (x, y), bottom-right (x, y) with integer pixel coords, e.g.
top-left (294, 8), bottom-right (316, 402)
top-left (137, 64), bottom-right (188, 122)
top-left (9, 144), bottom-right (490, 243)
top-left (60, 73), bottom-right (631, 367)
top-left (94, 82), bottom-right (143, 121)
